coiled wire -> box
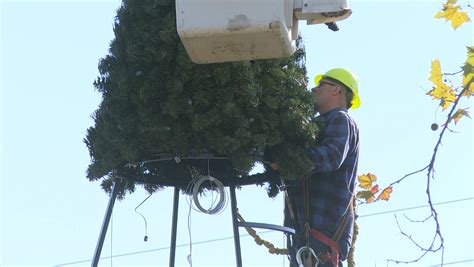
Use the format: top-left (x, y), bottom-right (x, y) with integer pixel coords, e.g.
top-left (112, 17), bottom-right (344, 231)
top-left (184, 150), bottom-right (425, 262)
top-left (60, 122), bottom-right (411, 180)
top-left (184, 165), bottom-right (227, 267)
top-left (186, 174), bottom-right (228, 215)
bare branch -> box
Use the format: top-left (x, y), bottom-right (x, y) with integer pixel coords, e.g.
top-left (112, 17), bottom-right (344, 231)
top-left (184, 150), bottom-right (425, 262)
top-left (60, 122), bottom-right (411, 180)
top-left (442, 70), bottom-right (463, 76)
top-left (403, 213), bottom-right (432, 223)
top-left (386, 87), bottom-right (468, 264)
top-left (388, 215), bottom-right (432, 264)
top-left (388, 165), bottom-right (429, 188)
top-left (388, 214), bottom-right (443, 264)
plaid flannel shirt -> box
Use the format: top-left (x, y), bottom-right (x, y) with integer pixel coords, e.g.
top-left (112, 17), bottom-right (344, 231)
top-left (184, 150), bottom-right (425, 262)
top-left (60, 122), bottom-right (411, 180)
top-left (286, 108), bottom-right (359, 253)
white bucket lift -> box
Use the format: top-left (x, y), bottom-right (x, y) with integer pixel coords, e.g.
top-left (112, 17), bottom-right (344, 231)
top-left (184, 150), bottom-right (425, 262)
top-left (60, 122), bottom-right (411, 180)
top-left (176, 0), bottom-right (351, 64)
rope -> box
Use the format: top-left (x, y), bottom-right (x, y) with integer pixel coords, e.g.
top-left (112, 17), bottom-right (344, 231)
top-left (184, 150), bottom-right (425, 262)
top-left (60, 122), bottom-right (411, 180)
top-left (236, 212), bottom-right (288, 255)
top-left (347, 199), bottom-right (358, 267)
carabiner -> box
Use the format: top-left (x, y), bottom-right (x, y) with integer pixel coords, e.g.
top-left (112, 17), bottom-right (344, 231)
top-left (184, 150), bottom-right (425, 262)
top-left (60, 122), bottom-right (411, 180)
top-left (296, 246), bottom-right (319, 267)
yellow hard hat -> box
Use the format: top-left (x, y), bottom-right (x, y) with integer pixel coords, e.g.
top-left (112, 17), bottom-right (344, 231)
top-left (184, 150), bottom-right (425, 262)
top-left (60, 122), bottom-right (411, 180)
top-left (314, 68), bottom-right (361, 109)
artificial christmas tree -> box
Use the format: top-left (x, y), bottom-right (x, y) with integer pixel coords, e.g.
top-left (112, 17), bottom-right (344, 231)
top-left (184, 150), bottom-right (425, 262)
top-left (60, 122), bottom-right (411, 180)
top-left (85, 0), bottom-right (320, 198)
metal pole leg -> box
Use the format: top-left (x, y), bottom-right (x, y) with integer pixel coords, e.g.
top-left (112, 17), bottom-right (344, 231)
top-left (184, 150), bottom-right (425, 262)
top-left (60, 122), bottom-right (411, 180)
top-left (92, 180), bottom-right (121, 267)
top-left (169, 187), bottom-right (180, 267)
top-left (230, 184), bottom-right (243, 267)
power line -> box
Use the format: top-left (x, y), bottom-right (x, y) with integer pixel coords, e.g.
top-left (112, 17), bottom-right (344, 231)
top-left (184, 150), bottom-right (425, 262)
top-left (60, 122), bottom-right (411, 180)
top-left (430, 259), bottom-right (474, 266)
top-left (55, 196), bottom-right (473, 266)
top-left (358, 197), bottom-right (474, 218)
top-left (55, 231), bottom-right (274, 266)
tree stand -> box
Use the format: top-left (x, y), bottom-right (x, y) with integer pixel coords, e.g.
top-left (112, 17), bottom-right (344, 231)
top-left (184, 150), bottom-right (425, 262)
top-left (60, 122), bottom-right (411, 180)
top-left (91, 178), bottom-right (295, 267)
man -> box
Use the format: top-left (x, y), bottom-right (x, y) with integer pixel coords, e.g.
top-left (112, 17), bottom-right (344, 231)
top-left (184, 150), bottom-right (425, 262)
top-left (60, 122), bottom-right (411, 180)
top-left (284, 68), bottom-right (360, 267)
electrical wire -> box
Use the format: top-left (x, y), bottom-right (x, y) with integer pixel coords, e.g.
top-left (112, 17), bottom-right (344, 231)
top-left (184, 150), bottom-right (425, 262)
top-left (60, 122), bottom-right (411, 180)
top-left (54, 231), bottom-right (274, 266)
top-left (187, 187), bottom-right (193, 267)
top-left (430, 259), bottom-right (474, 266)
top-left (184, 161), bottom-right (228, 215)
top-left (54, 229), bottom-right (474, 267)
top-left (55, 196), bottom-right (473, 266)
top-left (358, 197), bottom-right (474, 218)
top-left (134, 193), bottom-right (153, 241)
top-left (110, 212), bottom-right (113, 267)
top-left (191, 175), bottom-right (226, 214)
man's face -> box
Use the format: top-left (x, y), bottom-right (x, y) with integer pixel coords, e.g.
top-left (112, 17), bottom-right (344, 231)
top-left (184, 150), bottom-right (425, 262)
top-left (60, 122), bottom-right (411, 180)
top-left (311, 79), bottom-right (339, 110)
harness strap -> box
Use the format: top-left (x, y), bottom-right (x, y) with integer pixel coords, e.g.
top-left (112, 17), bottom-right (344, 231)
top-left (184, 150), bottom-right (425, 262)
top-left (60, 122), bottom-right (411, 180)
top-left (308, 229), bottom-right (340, 267)
top-left (301, 174), bottom-right (349, 267)
top-left (303, 178), bottom-right (310, 225)
top-left (332, 199), bottom-right (353, 243)
top-left (281, 178), bottom-right (296, 222)
top-left (284, 174), bottom-right (351, 267)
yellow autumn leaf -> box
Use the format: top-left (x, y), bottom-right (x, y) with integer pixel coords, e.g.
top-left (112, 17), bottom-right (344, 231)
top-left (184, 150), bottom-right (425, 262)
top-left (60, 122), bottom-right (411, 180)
top-left (435, 1), bottom-right (471, 29)
top-left (441, 99), bottom-right (454, 110)
top-left (467, 82), bottom-right (474, 96)
top-left (428, 60), bottom-right (457, 110)
top-left (462, 73), bottom-right (474, 97)
top-left (463, 73), bottom-right (473, 86)
top-left (451, 108), bottom-right (471, 124)
top-left (357, 173), bottom-right (377, 189)
top-left (377, 187), bottom-right (393, 201)
top-left (462, 47), bottom-right (474, 97)
top-left (429, 59), bottom-right (444, 86)
top-left (467, 49), bottom-right (474, 67)
top-left (427, 83), bottom-right (457, 110)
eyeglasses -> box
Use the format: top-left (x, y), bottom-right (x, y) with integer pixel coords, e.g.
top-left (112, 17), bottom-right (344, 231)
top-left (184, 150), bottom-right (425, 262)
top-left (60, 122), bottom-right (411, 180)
top-left (316, 80), bottom-right (339, 88)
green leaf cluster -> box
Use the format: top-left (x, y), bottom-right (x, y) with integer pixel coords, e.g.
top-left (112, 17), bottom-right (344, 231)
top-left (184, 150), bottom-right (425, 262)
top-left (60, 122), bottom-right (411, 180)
top-left (85, 0), bottom-right (319, 197)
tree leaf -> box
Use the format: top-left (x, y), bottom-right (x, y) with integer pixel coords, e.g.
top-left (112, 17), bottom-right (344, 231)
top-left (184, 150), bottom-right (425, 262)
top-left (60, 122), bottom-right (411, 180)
top-left (435, 1), bottom-right (470, 30)
top-left (429, 59), bottom-right (443, 86)
top-left (427, 84), bottom-right (457, 110)
top-left (462, 46), bottom-right (474, 97)
top-left (427, 60), bottom-right (457, 110)
top-left (462, 73), bottom-right (473, 89)
top-left (377, 187), bottom-right (393, 201)
top-left (357, 173), bottom-right (377, 189)
top-left (450, 108), bottom-right (471, 124)
top-left (356, 190), bottom-right (375, 203)
top-left (441, 98), bottom-right (456, 110)
top-left (370, 184), bottom-right (380, 194)
top-left (466, 46), bottom-right (474, 66)
top-left (463, 83), bottom-right (474, 96)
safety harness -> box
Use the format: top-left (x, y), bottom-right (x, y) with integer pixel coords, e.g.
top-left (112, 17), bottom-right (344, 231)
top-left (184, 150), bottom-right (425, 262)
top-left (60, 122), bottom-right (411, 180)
top-left (285, 176), bottom-right (352, 267)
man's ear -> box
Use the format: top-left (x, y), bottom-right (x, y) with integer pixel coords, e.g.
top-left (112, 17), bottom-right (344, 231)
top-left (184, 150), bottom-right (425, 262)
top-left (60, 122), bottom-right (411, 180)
top-left (331, 85), bottom-right (343, 96)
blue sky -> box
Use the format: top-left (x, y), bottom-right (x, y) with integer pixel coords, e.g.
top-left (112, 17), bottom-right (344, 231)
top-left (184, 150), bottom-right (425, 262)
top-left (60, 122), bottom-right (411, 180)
top-left (1, 1), bottom-right (473, 266)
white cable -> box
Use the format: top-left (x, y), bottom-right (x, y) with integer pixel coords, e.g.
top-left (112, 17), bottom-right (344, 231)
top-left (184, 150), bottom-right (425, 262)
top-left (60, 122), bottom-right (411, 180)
top-left (110, 213), bottom-right (113, 267)
top-left (187, 193), bottom-right (193, 267)
top-left (183, 167), bottom-right (227, 265)
top-left (192, 175), bottom-right (226, 214)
